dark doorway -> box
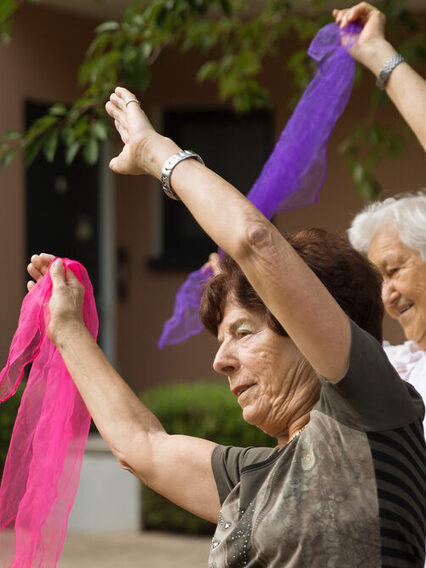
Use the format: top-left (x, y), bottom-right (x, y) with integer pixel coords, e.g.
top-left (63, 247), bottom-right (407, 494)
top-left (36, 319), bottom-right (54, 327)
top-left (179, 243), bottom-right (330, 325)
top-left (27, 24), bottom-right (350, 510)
top-left (25, 100), bottom-right (100, 298)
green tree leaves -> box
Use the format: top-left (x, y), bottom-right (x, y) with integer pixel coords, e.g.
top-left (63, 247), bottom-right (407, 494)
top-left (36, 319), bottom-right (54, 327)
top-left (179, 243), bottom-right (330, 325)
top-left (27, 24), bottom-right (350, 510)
top-left (0, 0), bottom-right (424, 199)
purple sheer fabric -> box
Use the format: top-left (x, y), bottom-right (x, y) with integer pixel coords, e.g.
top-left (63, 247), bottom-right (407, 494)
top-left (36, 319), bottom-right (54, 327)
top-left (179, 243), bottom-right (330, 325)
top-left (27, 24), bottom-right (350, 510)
top-left (0, 259), bottom-right (98, 568)
top-left (158, 22), bottom-right (360, 348)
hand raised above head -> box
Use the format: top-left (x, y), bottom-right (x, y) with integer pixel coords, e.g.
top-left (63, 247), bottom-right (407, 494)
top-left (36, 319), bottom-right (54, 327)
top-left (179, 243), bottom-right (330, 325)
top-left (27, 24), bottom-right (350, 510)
top-left (105, 86), bottom-right (181, 180)
top-left (332, 2), bottom-right (387, 65)
top-left (27, 253), bottom-right (55, 292)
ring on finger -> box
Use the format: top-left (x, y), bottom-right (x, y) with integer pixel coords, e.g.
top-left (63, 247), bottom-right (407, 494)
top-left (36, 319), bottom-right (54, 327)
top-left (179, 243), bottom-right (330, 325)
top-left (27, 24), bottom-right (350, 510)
top-left (125, 98), bottom-right (140, 107)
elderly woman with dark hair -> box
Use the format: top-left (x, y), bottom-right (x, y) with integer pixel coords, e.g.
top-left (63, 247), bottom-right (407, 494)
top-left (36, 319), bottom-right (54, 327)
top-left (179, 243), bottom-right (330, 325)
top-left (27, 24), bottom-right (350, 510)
top-left (27, 83), bottom-right (425, 565)
top-left (349, 192), bottom-right (426, 419)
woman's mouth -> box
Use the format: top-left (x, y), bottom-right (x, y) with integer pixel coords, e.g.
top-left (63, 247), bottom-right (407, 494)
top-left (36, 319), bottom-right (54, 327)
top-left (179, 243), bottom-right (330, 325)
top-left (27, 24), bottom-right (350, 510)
top-left (233, 384), bottom-right (255, 398)
top-left (398, 303), bottom-right (413, 317)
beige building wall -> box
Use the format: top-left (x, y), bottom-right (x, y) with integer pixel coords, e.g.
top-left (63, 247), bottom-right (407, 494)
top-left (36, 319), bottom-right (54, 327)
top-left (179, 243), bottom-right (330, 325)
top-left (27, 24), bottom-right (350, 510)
top-left (0, 5), bottom-right (97, 367)
top-left (0, 4), bottom-right (425, 395)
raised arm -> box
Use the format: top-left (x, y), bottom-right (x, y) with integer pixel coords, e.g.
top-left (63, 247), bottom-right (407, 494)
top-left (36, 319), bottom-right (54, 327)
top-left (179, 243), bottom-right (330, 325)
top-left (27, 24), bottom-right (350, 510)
top-left (37, 258), bottom-right (220, 522)
top-left (106, 88), bottom-right (351, 382)
top-left (333, 2), bottom-right (426, 151)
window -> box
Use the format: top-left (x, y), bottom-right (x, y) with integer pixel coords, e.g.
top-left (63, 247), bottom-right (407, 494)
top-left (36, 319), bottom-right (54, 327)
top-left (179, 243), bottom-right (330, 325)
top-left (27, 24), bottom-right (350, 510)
top-left (149, 107), bottom-right (273, 270)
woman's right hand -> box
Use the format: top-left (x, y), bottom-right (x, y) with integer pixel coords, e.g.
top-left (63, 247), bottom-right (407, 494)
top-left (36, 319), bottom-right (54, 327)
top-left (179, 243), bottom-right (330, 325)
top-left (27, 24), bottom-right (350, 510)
top-left (105, 86), bottom-right (180, 179)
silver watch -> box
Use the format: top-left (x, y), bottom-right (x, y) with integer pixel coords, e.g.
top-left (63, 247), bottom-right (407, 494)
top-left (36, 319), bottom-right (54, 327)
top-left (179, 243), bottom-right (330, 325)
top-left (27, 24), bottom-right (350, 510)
top-left (161, 150), bottom-right (204, 200)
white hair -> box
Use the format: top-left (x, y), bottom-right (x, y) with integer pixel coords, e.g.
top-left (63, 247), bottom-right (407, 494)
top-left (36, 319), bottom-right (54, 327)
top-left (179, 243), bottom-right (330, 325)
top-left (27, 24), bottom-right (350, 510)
top-left (348, 190), bottom-right (426, 262)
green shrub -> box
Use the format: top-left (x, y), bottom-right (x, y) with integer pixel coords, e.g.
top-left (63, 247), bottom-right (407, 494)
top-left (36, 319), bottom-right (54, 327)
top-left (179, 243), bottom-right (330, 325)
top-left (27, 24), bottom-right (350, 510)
top-left (0, 382), bottom-right (24, 478)
top-left (140, 381), bottom-right (275, 535)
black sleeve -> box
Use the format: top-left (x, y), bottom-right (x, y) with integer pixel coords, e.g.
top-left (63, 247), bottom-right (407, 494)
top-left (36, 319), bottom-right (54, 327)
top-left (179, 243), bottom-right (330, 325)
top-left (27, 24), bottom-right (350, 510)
top-left (211, 445), bottom-right (274, 505)
top-left (316, 319), bottom-right (424, 431)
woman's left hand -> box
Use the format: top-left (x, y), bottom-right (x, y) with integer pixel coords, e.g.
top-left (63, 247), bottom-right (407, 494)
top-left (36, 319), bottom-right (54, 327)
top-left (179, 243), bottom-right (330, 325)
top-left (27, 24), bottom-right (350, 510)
top-left (201, 253), bottom-right (221, 277)
top-left (105, 87), bottom-right (179, 179)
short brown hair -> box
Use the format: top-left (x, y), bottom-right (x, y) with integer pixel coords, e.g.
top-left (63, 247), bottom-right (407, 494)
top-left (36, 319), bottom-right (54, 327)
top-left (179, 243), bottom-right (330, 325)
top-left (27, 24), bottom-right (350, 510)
top-left (200, 228), bottom-right (384, 341)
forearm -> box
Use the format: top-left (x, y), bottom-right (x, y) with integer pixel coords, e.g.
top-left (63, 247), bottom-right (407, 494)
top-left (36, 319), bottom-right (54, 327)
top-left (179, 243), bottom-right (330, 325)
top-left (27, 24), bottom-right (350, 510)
top-left (55, 322), bottom-right (165, 477)
top-left (358, 39), bottom-right (426, 151)
top-left (149, 148), bottom-right (350, 380)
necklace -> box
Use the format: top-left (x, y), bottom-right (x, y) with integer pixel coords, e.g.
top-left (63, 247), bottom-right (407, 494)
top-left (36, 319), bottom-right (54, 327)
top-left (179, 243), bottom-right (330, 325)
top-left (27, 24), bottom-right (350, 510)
top-left (288, 425), bottom-right (307, 444)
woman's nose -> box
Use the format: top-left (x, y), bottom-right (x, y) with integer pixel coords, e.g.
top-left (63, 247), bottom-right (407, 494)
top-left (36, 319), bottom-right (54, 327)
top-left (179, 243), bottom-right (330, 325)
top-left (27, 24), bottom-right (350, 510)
top-left (382, 279), bottom-right (399, 310)
top-left (213, 342), bottom-right (238, 376)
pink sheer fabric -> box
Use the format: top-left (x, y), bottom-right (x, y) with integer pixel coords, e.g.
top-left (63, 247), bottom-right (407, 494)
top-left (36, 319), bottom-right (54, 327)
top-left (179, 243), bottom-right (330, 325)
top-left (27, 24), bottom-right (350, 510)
top-left (0, 259), bottom-right (98, 568)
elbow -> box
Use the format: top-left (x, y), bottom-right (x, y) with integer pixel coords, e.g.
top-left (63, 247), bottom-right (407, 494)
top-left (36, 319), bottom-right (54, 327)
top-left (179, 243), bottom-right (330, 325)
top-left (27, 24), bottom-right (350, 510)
top-left (233, 220), bottom-right (277, 262)
top-left (115, 448), bottom-right (149, 483)
top-left (111, 447), bottom-right (136, 475)
top-left (246, 222), bottom-right (274, 250)
top-left (114, 429), bottom-right (162, 485)
top-left (118, 457), bottom-right (138, 478)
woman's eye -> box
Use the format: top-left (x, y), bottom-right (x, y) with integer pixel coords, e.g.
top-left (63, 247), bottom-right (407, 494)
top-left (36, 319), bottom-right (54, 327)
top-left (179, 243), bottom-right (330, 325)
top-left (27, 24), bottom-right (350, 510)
top-left (237, 329), bottom-right (251, 338)
top-left (388, 267), bottom-right (399, 276)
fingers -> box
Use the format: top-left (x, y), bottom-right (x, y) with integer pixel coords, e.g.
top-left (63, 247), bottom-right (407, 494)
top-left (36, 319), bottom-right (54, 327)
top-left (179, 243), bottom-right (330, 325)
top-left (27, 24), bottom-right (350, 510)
top-left (107, 87), bottom-right (149, 133)
top-left (27, 253), bottom-right (55, 291)
top-left (114, 86), bottom-right (137, 107)
top-left (333, 2), bottom-right (376, 28)
top-left (50, 258), bottom-right (65, 289)
top-left (105, 88), bottom-right (137, 119)
top-left (28, 253), bottom-right (55, 278)
top-left (105, 97), bottom-right (126, 127)
top-left (27, 263), bottom-right (40, 285)
top-left (209, 253), bottom-right (221, 275)
top-left (105, 85), bottom-right (160, 176)
top-left (114, 119), bottom-right (129, 143)
top-left (105, 95), bottom-right (131, 146)
top-left (334, 7), bottom-right (356, 28)
top-left (201, 252), bottom-right (222, 276)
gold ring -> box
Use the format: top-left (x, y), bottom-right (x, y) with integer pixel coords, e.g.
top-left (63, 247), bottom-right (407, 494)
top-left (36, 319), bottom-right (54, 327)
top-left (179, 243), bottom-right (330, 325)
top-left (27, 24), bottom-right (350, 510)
top-left (125, 98), bottom-right (140, 107)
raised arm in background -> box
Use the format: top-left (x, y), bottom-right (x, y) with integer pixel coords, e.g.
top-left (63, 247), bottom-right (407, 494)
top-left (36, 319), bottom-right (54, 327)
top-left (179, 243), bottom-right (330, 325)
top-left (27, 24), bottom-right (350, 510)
top-left (333, 2), bottom-right (426, 151)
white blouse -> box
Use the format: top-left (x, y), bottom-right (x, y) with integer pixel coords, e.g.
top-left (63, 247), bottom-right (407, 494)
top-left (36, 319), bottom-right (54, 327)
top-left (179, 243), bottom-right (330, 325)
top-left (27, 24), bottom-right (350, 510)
top-left (384, 340), bottom-right (426, 427)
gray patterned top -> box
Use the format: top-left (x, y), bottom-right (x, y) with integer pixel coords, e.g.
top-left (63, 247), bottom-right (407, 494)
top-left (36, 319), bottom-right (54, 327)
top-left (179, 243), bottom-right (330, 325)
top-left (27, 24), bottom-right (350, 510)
top-left (210, 320), bottom-right (425, 567)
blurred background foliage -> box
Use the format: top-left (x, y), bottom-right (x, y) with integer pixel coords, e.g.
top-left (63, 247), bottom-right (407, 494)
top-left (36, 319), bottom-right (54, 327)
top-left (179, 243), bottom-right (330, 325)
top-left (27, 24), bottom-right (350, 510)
top-left (0, 381), bottom-right (24, 479)
top-left (141, 381), bottom-right (274, 534)
top-left (0, 0), bottom-right (424, 199)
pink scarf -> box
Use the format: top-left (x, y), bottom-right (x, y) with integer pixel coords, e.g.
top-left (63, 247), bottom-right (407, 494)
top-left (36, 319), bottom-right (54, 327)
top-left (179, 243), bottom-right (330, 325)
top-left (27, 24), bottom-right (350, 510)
top-left (0, 259), bottom-right (98, 567)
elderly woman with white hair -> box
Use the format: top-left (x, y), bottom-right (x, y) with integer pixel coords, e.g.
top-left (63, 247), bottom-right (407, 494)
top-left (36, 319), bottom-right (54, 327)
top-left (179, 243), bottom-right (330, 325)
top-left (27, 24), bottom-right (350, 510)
top-left (348, 191), bottom-right (426, 416)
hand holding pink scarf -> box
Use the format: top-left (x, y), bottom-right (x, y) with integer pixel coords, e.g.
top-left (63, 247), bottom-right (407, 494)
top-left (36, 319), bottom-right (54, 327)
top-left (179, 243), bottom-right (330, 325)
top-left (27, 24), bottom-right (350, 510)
top-left (0, 259), bottom-right (98, 568)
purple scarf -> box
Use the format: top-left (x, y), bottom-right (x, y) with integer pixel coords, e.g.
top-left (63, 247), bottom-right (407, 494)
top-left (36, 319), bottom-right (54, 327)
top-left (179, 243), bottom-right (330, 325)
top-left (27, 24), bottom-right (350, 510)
top-left (159, 22), bottom-right (359, 348)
